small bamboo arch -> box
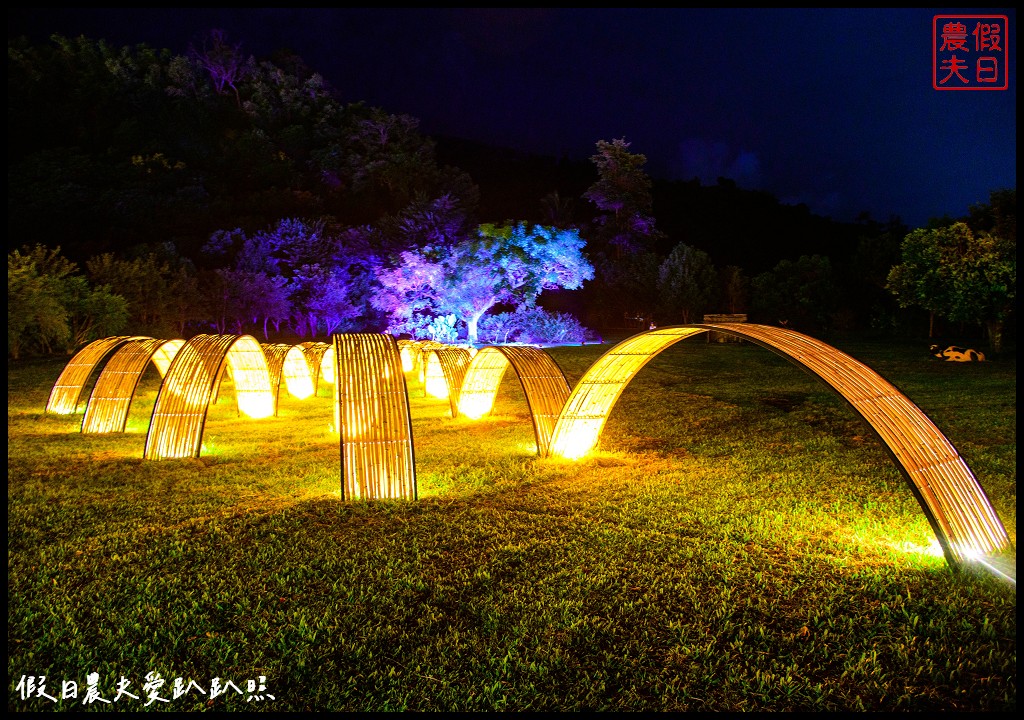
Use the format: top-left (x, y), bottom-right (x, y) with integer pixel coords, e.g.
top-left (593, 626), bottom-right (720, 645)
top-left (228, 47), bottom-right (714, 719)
top-left (46, 335), bottom-right (151, 415)
top-left (144, 334), bottom-right (275, 460)
top-left (81, 338), bottom-right (184, 433)
top-left (262, 343), bottom-right (316, 415)
top-left (333, 333), bottom-right (416, 500)
top-left (458, 345), bottom-right (571, 456)
top-left (299, 341), bottom-right (331, 395)
top-left (547, 323), bottom-right (1013, 570)
top-left (423, 347), bottom-right (473, 417)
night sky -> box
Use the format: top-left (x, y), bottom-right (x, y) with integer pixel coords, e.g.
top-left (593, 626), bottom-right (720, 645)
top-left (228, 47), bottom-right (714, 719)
top-left (9, 7), bottom-right (1017, 227)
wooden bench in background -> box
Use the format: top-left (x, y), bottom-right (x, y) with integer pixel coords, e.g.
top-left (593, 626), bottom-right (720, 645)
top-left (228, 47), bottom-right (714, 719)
top-left (702, 313), bottom-right (747, 343)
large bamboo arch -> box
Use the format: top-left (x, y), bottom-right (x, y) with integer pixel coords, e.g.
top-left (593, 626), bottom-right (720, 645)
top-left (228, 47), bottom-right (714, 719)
top-left (333, 333), bottom-right (417, 501)
top-left (547, 323), bottom-right (1012, 569)
top-left (45, 336), bottom-right (151, 415)
top-left (458, 345), bottom-right (572, 456)
top-left (423, 347), bottom-right (473, 417)
top-left (81, 338), bottom-right (184, 433)
top-left (144, 334), bottom-right (275, 460)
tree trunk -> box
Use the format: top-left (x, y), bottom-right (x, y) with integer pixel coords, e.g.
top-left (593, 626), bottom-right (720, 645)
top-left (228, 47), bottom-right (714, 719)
top-left (986, 319), bottom-right (1004, 355)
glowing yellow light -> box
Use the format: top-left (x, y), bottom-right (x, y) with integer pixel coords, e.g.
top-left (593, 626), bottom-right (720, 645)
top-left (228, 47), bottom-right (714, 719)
top-left (424, 353), bottom-right (449, 399)
top-left (550, 420), bottom-right (603, 460)
top-left (458, 394), bottom-right (494, 420)
top-left (320, 347), bottom-right (336, 385)
top-left (282, 346), bottom-right (315, 400)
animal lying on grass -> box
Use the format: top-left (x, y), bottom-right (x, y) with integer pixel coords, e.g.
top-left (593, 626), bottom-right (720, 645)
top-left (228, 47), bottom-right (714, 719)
top-left (930, 344), bottom-right (986, 362)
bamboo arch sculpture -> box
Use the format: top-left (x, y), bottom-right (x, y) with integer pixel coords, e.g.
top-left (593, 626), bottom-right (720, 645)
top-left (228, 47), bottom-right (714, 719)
top-left (46, 335), bottom-right (152, 415)
top-left (144, 334), bottom-right (275, 460)
top-left (81, 338), bottom-right (184, 433)
top-left (423, 347), bottom-right (473, 417)
top-left (547, 323), bottom-right (1012, 570)
top-left (262, 343), bottom-right (316, 414)
top-left (332, 333), bottom-right (417, 501)
top-left (299, 341), bottom-right (331, 395)
top-left (458, 345), bottom-right (572, 456)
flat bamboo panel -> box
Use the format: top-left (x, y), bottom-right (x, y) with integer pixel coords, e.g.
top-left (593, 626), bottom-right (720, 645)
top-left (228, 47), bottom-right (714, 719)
top-left (46, 336), bottom-right (151, 414)
top-left (333, 333), bottom-right (416, 501)
top-left (548, 323), bottom-right (1012, 571)
top-left (300, 341), bottom-right (331, 395)
top-left (81, 338), bottom-right (183, 433)
top-left (144, 334), bottom-right (274, 460)
top-left (458, 345), bottom-right (571, 456)
top-left (423, 347), bottom-right (472, 417)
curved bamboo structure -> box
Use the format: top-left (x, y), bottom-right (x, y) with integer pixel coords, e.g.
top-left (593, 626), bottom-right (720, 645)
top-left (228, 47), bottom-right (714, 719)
top-left (300, 341), bottom-right (331, 395)
top-left (81, 338), bottom-right (184, 433)
top-left (397, 339), bottom-right (420, 374)
top-left (548, 323), bottom-right (1012, 570)
top-left (423, 347), bottom-right (472, 417)
top-left (333, 333), bottom-right (416, 501)
top-left (458, 345), bottom-right (572, 456)
top-left (45, 336), bottom-right (151, 415)
top-left (262, 343), bottom-right (291, 416)
top-left (320, 345), bottom-right (336, 386)
top-left (262, 343), bottom-right (316, 414)
top-left (144, 334), bottom-right (275, 460)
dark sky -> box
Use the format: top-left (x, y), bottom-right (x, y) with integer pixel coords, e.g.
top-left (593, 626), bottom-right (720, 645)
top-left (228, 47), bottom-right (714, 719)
top-left (9, 7), bottom-right (1017, 227)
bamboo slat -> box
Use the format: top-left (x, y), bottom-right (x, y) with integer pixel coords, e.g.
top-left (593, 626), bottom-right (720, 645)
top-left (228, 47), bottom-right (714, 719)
top-left (547, 323), bottom-right (1012, 570)
top-left (144, 334), bottom-right (274, 460)
top-left (45, 336), bottom-right (151, 415)
top-left (333, 333), bottom-right (417, 501)
top-left (458, 345), bottom-right (571, 456)
top-left (423, 347), bottom-right (472, 417)
top-left (81, 338), bottom-right (183, 433)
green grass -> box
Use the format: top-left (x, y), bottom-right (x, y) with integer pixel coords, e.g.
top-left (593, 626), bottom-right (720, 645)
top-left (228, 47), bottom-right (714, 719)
top-left (7, 337), bottom-right (1016, 711)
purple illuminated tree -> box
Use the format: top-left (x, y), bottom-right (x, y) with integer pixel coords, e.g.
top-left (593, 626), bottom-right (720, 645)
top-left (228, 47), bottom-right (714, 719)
top-left (373, 222), bottom-right (594, 343)
top-left (583, 138), bottom-right (665, 257)
top-left (189, 29), bottom-right (251, 106)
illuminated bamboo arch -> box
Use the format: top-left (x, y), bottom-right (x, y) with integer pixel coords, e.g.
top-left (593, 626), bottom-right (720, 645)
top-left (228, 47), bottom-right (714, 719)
top-left (333, 333), bottom-right (416, 500)
top-left (458, 345), bottom-right (572, 456)
top-left (81, 338), bottom-right (184, 433)
top-left (320, 345), bottom-right (336, 386)
top-left (144, 334), bottom-right (275, 460)
top-left (548, 323), bottom-right (1012, 570)
top-left (45, 336), bottom-right (151, 415)
top-left (262, 343), bottom-right (316, 414)
top-left (423, 347), bottom-right (473, 417)
top-left (300, 341), bottom-right (331, 395)
top-left (397, 339), bottom-right (420, 374)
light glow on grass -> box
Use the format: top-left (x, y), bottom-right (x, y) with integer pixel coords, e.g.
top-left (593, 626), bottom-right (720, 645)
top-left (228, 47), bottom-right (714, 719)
top-left (458, 394), bottom-right (494, 420)
top-left (550, 419), bottom-right (604, 460)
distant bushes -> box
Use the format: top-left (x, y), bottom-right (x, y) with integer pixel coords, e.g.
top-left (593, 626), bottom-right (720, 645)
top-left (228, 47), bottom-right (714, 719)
top-left (477, 307), bottom-right (588, 345)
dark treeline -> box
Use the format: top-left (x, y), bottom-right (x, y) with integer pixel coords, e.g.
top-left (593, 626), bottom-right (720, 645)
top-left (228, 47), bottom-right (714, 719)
top-left (7, 31), bottom-right (1014, 357)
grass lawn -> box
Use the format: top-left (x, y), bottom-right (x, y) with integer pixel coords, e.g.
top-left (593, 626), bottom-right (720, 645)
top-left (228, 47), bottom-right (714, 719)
top-left (7, 334), bottom-right (1016, 711)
